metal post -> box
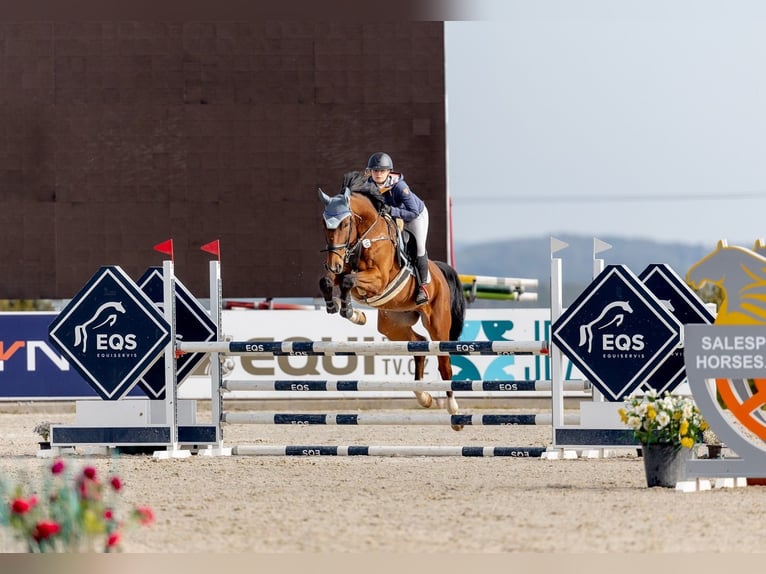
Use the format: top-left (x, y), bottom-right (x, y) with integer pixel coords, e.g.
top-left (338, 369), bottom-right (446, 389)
top-left (210, 260), bottom-right (223, 446)
top-left (198, 258), bottom-right (232, 456)
top-left (164, 259), bottom-right (177, 446)
top-left (549, 237), bottom-right (568, 442)
top-left (154, 260), bottom-right (191, 458)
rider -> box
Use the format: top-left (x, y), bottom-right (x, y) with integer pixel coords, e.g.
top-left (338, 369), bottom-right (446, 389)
top-left (365, 152), bottom-right (431, 306)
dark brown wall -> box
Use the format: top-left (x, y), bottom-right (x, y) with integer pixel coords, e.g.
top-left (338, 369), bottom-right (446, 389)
top-left (0, 21), bottom-right (446, 299)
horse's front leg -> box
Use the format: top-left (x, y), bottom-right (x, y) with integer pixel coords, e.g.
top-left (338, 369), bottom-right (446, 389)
top-left (339, 274), bottom-right (366, 325)
top-left (319, 273), bottom-right (340, 315)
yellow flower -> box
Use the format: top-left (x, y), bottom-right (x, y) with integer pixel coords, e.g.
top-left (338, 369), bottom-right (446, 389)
top-left (82, 508), bottom-right (106, 535)
top-left (646, 405), bottom-right (656, 421)
top-left (679, 419), bottom-right (689, 436)
top-left (680, 436), bottom-right (694, 449)
top-left (618, 408), bottom-right (627, 423)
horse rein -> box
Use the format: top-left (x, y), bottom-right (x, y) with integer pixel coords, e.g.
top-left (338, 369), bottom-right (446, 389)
top-left (322, 211), bottom-right (396, 270)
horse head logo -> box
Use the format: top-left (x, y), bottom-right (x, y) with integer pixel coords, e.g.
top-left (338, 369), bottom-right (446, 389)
top-left (73, 301), bottom-right (127, 352)
top-left (578, 301), bottom-right (633, 353)
top-left (686, 239), bottom-right (766, 326)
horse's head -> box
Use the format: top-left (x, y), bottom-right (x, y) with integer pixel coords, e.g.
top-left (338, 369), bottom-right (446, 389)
top-left (319, 187), bottom-right (383, 274)
top-left (319, 187), bottom-right (355, 274)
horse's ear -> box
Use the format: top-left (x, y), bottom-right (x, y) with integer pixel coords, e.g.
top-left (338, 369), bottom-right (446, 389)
top-left (343, 186), bottom-right (351, 201)
top-left (318, 188), bottom-right (331, 205)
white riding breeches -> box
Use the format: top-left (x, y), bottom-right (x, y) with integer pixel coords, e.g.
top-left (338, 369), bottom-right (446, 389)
top-left (404, 207), bottom-right (429, 257)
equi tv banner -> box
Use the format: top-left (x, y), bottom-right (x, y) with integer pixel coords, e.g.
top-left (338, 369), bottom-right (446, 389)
top-left (0, 309), bottom-right (583, 401)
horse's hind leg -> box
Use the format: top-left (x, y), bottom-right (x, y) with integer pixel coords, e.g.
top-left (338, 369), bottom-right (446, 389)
top-left (377, 311), bottom-right (433, 408)
top-left (412, 355), bottom-right (433, 408)
top-left (434, 357), bottom-right (458, 414)
top-left (438, 356), bottom-right (462, 431)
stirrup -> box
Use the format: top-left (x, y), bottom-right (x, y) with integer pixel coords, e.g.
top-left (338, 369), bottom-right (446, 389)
top-left (415, 285), bottom-right (429, 305)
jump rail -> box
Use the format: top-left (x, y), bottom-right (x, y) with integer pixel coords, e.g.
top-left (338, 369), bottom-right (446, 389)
top-left (458, 274), bottom-right (539, 290)
top-left (231, 445), bottom-right (547, 457)
top-left (221, 379), bottom-right (590, 392)
top-left (178, 340), bottom-right (549, 356)
top-left (221, 412), bottom-right (580, 426)
top-left (458, 274), bottom-right (540, 304)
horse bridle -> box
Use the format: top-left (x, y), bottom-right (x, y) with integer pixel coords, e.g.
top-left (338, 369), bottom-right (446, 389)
top-left (322, 211), bottom-right (396, 271)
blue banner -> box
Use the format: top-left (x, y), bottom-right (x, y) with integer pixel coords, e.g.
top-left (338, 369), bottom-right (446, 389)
top-left (0, 313), bottom-right (146, 400)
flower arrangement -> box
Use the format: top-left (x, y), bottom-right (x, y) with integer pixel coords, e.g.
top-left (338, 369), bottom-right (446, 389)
top-left (619, 389), bottom-right (709, 449)
top-left (33, 421), bottom-right (53, 442)
top-left (0, 458), bottom-right (154, 552)
top-left (702, 428), bottom-right (721, 446)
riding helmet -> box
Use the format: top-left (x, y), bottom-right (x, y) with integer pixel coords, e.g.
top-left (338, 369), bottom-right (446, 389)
top-left (367, 152), bottom-right (393, 171)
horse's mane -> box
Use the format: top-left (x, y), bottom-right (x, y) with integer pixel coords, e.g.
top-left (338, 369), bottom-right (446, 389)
top-left (342, 171), bottom-right (386, 211)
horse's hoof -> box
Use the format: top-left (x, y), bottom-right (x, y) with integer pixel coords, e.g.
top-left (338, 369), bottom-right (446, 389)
top-left (451, 424), bottom-right (464, 432)
top-left (352, 310), bottom-right (367, 325)
top-left (326, 302), bottom-right (339, 314)
top-left (415, 391), bottom-right (433, 408)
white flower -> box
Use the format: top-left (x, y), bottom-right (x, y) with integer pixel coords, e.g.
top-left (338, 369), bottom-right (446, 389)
top-left (627, 415), bottom-right (642, 430)
top-left (655, 410), bottom-right (670, 429)
top-left (618, 390), bottom-right (709, 448)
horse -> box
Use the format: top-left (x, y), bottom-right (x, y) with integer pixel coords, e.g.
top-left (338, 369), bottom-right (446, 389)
top-left (318, 186), bottom-right (467, 431)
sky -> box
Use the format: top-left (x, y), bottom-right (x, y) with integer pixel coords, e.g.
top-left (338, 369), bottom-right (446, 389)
top-left (444, 1), bottom-right (766, 249)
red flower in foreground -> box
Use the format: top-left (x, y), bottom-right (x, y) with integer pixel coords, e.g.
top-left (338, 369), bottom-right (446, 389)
top-left (134, 506), bottom-right (154, 526)
top-left (106, 531), bottom-right (121, 550)
top-left (50, 459), bottom-right (65, 475)
top-left (2, 461), bottom-right (152, 552)
top-left (10, 498), bottom-right (32, 514)
top-left (77, 475), bottom-right (102, 501)
top-left (32, 520), bottom-right (61, 542)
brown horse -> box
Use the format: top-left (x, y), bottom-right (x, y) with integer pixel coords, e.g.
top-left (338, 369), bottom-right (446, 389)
top-left (318, 187), bottom-right (466, 430)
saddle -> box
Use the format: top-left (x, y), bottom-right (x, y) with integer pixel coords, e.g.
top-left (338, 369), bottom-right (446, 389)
top-left (392, 222), bottom-right (417, 273)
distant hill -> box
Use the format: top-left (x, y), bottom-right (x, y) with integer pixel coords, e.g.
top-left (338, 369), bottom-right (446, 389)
top-left (453, 234), bottom-right (716, 307)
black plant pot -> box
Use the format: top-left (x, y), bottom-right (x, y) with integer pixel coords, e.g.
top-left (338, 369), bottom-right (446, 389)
top-left (706, 444), bottom-right (723, 459)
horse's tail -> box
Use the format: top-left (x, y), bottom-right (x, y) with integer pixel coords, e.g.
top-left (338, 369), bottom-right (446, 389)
top-left (435, 260), bottom-right (466, 341)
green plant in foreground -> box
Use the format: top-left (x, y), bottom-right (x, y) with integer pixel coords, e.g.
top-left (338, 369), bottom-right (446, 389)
top-left (0, 459), bottom-right (153, 552)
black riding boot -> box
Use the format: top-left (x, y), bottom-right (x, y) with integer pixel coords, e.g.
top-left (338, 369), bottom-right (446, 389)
top-left (415, 255), bottom-right (430, 305)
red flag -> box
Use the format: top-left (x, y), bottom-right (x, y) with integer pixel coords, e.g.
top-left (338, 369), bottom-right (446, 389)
top-left (200, 240), bottom-right (220, 259)
top-left (153, 239), bottom-right (174, 260)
